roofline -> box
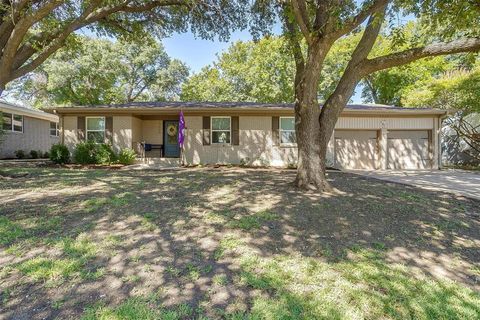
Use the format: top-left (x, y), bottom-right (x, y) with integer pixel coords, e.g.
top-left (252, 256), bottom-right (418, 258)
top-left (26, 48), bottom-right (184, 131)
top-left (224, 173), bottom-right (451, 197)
top-left (1, 101), bottom-right (59, 122)
top-left (46, 105), bottom-right (448, 116)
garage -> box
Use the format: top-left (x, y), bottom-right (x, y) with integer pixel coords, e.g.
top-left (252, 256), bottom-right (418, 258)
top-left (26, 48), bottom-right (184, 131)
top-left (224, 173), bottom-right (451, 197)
top-left (387, 130), bottom-right (431, 169)
top-left (334, 130), bottom-right (377, 170)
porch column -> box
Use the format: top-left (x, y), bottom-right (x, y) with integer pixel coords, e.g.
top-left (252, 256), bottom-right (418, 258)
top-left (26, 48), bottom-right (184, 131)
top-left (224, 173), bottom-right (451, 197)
top-left (432, 117), bottom-right (440, 169)
top-left (378, 128), bottom-right (388, 170)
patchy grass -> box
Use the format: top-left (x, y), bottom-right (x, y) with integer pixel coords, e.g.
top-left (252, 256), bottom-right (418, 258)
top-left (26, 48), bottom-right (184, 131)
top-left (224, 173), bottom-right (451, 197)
top-left (0, 166), bottom-right (479, 319)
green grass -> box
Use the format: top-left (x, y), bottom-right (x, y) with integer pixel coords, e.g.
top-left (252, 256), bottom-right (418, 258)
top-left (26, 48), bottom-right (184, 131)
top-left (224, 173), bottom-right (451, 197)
top-left (82, 298), bottom-right (194, 320)
top-left (236, 249), bottom-right (480, 320)
top-left (0, 217), bottom-right (25, 245)
top-left (16, 234), bottom-right (99, 285)
top-left (228, 210), bottom-right (278, 230)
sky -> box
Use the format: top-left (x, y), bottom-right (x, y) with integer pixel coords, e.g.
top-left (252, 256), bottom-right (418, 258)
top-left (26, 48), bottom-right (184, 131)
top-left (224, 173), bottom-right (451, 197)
top-left (161, 29), bottom-right (364, 103)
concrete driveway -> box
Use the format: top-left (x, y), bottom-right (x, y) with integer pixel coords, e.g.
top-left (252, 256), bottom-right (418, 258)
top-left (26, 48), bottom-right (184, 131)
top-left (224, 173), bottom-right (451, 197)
top-left (350, 169), bottom-right (480, 200)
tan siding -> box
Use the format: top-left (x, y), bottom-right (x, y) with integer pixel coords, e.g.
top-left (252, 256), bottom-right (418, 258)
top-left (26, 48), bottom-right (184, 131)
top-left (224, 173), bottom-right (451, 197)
top-left (112, 116), bottom-right (133, 152)
top-left (1, 116), bottom-right (59, 158)
top-left (63, 116), bottom-right (78, 151)
top-left (131, 116), bottom-right (142, 150)
top-left (142, 120), bottom-right (163, 144)
top-left (336, 117), bottom-right (434, 130)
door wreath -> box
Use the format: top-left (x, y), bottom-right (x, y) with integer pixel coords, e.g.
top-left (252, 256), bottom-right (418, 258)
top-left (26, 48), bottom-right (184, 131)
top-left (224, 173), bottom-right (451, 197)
top-left (167, 124), bottom-right (177, 136)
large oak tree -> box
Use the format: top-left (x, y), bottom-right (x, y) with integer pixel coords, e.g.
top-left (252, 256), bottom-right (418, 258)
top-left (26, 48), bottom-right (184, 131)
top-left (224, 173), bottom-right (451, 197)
top-left (0, 0), bottom-right (261, 94)
top-left (274, 0), bottom-right (480, 191)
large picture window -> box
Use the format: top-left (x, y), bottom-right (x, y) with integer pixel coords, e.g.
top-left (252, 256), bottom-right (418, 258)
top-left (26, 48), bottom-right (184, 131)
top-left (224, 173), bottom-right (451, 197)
top-left (86, 117), bottom-right (105, 143)
top-left (211, 116), bottom-right (231, 144)
top-left (280, 117), bottom-right (296, 145)
top-left (2, 112), bottom-right (23, 133)
top-left (50, 122), bottom-right (59, 136)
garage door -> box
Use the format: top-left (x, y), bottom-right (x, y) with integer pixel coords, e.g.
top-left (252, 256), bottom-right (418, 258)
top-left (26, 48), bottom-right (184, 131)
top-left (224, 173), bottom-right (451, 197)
top-left (334, 130), bottom-right (377, 170)
top-left (388, 130), bottom-right (431, 169)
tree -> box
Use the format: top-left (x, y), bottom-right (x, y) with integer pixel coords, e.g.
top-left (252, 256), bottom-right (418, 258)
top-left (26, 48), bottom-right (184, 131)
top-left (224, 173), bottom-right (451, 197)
top-left (0, 0), bottom-right (258, 95)
top-left (181, 34), bottom-right (360, 103)
top-left (403, 61), bottom-right (480, 162)
top-left (272, 0), bottom-right (480, 191)
top-left (8, 37), bottom-right (189, 107)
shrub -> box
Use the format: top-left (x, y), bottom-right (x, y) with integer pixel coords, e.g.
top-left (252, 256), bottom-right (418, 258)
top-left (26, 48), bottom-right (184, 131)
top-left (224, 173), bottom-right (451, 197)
top-left (96, 143), bottom-right (117, 164)
top-left (73, 142), bottom-right (117, 164)
top-left (14, 150), bottom-right (25, 159)
top-left (30, 150), bottom-right (39, 159)
top-left (118, 148), bottom-right (137, 165)
top-left (43, 151), bottom-right (50, 159)
top-left (49, 144), bottom-right (70, 164)
top-left (73, 142), bottom-right (97, 164)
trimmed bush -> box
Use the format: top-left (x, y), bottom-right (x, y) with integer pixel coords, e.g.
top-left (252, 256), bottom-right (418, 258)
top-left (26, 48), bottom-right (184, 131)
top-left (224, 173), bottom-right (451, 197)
top-left (96, 143), bottom-right (117, 164)
top-left (14, 150), bottom-right (25, 159)
top-left (49, 144), bottom-right (70, 164)
top-left (43, 151), bottom-right (50, 159)
top-left (30, 150), bottom-right (39, 159)
top-left (118, 148), bottom-right (137, 165)
top-left (73, 142), bottom-right (97, 164)
top-left (73, 142), bottom-right (117, 164)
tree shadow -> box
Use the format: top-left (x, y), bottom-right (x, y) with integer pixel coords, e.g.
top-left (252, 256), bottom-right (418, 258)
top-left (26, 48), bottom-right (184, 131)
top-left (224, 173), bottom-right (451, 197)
top-left (0, 167), bottom-right (479, 319)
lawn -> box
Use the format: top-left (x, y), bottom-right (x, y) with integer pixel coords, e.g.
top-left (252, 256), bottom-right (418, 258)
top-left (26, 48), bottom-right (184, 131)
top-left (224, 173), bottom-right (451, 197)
top-left (0, 166), bottom-right (479, 319)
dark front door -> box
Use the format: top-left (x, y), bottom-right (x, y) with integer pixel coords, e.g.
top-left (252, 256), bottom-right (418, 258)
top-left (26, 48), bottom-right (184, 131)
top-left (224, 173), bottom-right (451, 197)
top-left (164, 120), bottom-right (180, 158)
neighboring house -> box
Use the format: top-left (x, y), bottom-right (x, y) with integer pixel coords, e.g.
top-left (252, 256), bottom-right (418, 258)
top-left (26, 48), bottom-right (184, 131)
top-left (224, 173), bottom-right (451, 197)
top-left (442, 113), bottom-right (480, 166)
top-left (49, 102), bottom-right (446, 170)
top-left (1, 101), bottom-right (59, 159)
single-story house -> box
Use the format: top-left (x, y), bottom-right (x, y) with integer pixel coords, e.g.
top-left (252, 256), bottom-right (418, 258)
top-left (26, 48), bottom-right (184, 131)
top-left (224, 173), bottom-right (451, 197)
top-left (1, 101), bottom-right (59, 159)
top-left (49, 102), bottom-right (447, 170)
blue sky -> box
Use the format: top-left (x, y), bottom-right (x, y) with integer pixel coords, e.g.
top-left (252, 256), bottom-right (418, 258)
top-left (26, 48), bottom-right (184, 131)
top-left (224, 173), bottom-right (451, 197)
top-left (161, 29), bottom-right (364, 103)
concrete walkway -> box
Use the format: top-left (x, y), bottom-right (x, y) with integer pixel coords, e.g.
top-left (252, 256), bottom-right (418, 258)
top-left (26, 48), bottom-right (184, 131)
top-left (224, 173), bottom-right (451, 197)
top-left (350, 169), bottom-right (480, 200)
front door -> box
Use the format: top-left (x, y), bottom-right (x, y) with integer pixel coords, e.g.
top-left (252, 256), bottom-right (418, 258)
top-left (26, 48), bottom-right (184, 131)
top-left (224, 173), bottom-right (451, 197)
top-left (164, 120), bottom-right (180, 158)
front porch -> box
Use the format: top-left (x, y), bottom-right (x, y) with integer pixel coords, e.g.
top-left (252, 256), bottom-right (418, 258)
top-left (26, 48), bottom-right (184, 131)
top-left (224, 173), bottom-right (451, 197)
top-left (131, 115), bottom-right (182, 161)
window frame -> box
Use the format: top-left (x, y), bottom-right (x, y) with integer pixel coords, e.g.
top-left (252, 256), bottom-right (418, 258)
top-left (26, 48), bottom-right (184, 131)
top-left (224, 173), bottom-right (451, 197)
top-left (279, 116), bottom-right (296, 146)
top-left (85, 116), bottom-right (106, 143)
top-left (50, 121), bottom-right (59, 137)
top-left (211, 116), bottom-right (231, 145)
top-left (1, 112), bottom-right (23, 133)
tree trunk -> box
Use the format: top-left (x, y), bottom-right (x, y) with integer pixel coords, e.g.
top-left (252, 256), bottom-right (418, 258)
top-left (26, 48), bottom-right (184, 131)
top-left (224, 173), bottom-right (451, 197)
top-left (295, 102), bottom-right (330, 190)
top-left (293, 41), bottom-right (333, 191)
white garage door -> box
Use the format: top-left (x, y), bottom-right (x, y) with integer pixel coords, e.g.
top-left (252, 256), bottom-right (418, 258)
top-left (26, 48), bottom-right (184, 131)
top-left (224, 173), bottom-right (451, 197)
top-left (334, 130), bottom-right (377, 170)
top-left (388, 130), bottom-right (431, 169)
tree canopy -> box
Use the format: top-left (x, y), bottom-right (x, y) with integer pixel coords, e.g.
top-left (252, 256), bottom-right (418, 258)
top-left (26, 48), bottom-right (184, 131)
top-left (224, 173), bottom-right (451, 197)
top-left (0, 0), bottom-right (268, 94)
top-left (8, 37), bottom-right (189, 107)
top-left (181, 34), bottom-right (361, 103)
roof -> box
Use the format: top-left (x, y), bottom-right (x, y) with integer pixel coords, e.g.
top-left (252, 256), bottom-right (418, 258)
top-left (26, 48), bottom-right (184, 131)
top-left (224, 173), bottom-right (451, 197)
top-left (1, 101), bottom-right (59, 122)
top-left (46, 101), bottom-right (448, 116)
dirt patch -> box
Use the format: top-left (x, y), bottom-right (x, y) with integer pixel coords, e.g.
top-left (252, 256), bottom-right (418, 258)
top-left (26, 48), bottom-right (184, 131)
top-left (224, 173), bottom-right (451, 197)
top-left (0, 167), bottom-right (479, 319)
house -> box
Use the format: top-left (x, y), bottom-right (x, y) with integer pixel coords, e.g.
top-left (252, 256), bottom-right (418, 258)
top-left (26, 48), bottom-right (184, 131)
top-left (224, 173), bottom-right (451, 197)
top-left (1, 101), bottom-right (59, 159)
top-left (50, 102), bottom-right (447, 170)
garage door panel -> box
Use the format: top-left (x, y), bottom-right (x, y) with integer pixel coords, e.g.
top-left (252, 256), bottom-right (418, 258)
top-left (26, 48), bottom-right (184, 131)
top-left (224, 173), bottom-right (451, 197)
top-left (334, 130), bottom-right (377, 170)
top-left (388, 130), bottom-right (431, 169)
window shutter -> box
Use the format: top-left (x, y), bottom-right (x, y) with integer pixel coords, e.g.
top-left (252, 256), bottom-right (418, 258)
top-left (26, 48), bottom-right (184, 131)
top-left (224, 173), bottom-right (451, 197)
top-left (77, 116), bottom-right (85, 141)
top-left (202, 116), bottom-right (210, 145)
top-left (272, 116), bottom-right (279, 146)
top-left (232, 116), bottom-right (239, 145)
top-left (105, 116), bottom-right (113, 143)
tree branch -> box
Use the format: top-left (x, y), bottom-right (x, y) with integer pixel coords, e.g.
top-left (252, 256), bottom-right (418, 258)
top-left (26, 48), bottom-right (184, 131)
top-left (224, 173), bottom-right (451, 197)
top-left (290, 0), bottom-right (312, 44)
top-left (331, 0), bottom-right (389, 39)
top-left (362, 38), bottom-right (480, 75)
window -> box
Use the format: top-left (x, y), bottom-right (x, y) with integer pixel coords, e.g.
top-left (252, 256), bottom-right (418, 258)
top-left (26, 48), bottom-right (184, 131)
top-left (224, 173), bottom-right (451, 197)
top-left (86, 117), bottom-right (105, 143)
top-left (50, 122), bottom-right (59, 136)
top-left (1, 112), bottom-right (23, 133)
top-left (280, 117), bottom-right (296, 145)
top-left (211, 116), bottom-right (231, 144)
top-left (2, 112), bottom-right (12, 131)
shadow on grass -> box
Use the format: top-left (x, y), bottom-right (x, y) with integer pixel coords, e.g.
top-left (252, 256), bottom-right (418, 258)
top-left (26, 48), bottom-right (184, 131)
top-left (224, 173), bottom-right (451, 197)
top-left (0, 167), bottom-right (479, 319)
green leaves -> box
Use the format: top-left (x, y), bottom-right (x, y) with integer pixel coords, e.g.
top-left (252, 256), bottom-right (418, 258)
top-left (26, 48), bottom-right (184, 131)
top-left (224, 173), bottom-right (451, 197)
top-left (10, 36), bottom-right (189, 107)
